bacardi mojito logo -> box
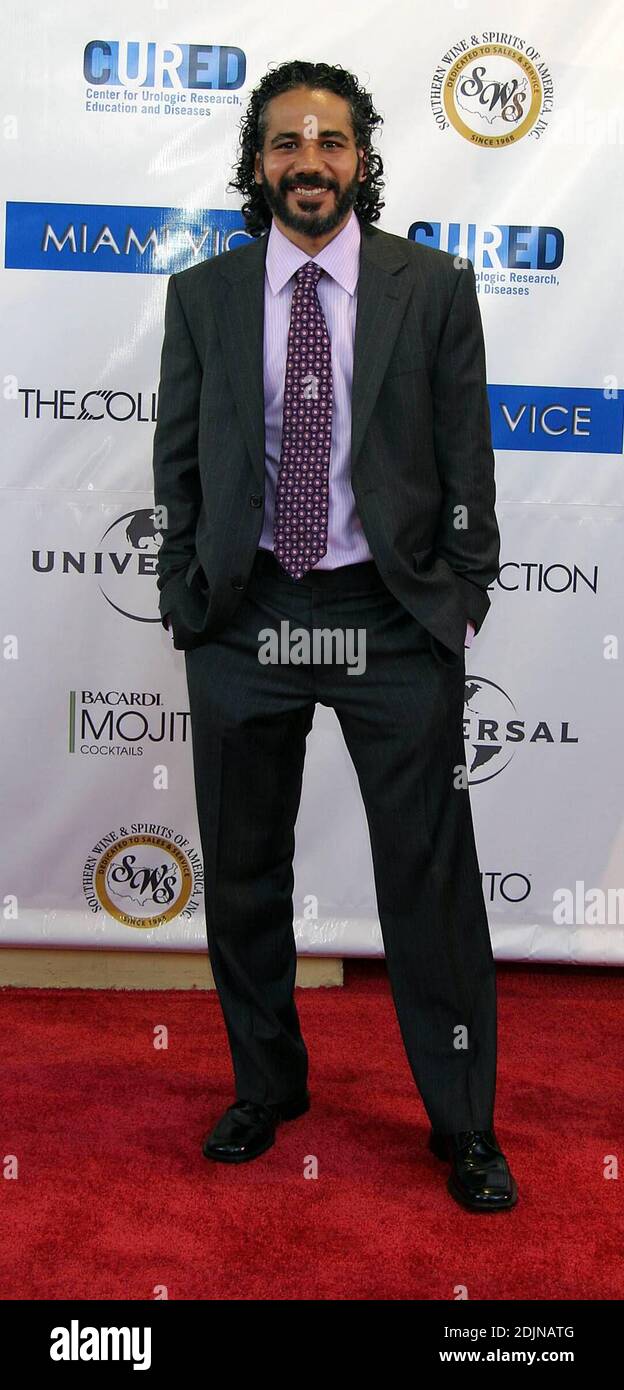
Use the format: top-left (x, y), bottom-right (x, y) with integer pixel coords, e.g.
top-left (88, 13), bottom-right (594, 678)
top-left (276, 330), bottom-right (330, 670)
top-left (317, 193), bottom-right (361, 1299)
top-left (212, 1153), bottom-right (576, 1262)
top-left (431, 33), bottom-right (554, 146)
top-left (83, 825), bottom-right (203, 927)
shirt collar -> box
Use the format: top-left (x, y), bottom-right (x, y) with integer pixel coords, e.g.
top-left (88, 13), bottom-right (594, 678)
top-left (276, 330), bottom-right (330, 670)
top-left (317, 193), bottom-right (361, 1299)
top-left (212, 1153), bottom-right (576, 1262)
top-left (265, 208), bottom-right (361, 297)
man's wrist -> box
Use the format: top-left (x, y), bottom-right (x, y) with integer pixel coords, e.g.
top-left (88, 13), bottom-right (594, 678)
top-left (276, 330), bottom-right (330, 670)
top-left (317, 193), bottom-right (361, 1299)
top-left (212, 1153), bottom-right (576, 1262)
top-left (464, 619), bottom-right (476, 649)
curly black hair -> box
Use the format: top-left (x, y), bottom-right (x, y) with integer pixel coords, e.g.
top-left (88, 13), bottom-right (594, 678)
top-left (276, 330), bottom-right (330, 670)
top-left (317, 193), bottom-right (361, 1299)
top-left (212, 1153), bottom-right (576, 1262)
top-left (227, 59), bottom-right (385, 237)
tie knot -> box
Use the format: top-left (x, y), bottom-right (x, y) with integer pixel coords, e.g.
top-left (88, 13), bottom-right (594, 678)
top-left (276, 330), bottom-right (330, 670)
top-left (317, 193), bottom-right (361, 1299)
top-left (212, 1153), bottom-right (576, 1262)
top-left (295, 260), bottom-right (322, 288)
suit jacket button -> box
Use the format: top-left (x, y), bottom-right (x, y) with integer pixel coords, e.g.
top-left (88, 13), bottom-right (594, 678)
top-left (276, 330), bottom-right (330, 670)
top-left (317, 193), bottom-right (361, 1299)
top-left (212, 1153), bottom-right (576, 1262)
top-left (250, 494), bottom-right (262, 508)
top-left (231, 576), bottom-right (245, 590)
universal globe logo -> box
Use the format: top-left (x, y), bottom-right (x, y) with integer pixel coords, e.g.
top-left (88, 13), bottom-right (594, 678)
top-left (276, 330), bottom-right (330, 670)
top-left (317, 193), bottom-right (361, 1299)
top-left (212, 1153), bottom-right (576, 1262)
top-left (431, 34), bottom-right (554, 146)
top-left (463, 676), bottom-right (578, 785)
top-left (33, 507), bottom-right (165, 625)
top-left (464, 677), bottom-right (519, 782)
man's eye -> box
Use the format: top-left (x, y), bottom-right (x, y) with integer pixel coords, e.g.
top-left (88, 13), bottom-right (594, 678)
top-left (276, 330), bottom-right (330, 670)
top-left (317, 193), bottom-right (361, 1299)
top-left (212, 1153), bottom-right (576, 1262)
top-left (276, 141), bottom-right (341, 149)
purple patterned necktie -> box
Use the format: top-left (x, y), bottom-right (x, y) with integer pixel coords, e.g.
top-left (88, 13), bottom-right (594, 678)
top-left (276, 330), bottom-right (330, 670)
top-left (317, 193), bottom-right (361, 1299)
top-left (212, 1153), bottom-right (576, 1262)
top-left (273, 261), bottom-right (332, 579)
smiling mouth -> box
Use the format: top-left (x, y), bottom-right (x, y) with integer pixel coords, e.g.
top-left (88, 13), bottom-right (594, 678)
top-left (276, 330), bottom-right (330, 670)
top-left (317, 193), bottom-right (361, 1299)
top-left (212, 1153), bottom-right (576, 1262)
top-left (289, 185), bottom-right (332, 198)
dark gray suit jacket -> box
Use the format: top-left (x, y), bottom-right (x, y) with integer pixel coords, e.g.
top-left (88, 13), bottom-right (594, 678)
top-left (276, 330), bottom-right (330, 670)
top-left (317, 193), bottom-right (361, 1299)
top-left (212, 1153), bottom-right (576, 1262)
top-left (152, 216), bottom-right (500, 655)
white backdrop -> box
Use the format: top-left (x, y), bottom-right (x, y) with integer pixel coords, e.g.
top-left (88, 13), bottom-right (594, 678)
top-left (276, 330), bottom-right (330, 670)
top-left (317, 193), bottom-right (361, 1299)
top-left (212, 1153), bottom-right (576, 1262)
top-left (2, 1), bottom-right (623, 964)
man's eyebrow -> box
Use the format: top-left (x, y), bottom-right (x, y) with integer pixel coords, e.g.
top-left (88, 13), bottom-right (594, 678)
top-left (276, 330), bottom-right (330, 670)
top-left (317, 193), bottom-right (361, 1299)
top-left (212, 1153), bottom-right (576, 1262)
top-left (268, 128), bottom-right (349, 145)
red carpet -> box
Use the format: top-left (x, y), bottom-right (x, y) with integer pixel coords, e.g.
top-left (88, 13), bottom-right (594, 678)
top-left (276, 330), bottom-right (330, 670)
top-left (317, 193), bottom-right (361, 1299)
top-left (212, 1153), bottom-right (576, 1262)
top-left (0, 961), bottom-right (621, 1300)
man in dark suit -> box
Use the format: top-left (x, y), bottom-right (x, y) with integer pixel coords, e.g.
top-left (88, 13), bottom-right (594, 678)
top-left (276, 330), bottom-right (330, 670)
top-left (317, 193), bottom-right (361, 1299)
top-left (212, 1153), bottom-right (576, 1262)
top-left (152, 60), bottom-right (517, 1211)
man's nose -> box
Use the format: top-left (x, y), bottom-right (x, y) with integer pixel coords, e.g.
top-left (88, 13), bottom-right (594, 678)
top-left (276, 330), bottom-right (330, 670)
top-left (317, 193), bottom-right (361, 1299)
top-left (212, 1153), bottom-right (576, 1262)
top-left (293, 145), bottom-right (327, 170)
top-left (291, 157), bottom-right (330, 181)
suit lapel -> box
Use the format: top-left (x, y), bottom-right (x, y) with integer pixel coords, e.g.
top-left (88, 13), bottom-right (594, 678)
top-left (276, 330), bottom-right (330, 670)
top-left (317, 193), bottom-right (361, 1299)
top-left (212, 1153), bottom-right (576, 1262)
top-left (213, 235), bottom-right (267, 490)
top-left (213, 217), bottom-right (412, 490)
top-left (350, 222), bottom-right (412, 471)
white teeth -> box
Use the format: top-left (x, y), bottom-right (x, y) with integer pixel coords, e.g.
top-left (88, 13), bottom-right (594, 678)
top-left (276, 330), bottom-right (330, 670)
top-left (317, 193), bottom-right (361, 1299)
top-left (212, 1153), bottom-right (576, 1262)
top-left (292, 187), bottom-right (327, 196)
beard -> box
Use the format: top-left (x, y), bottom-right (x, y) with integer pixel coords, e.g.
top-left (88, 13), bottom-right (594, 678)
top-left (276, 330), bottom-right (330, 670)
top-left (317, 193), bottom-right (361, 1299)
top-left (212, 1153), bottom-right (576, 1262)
top-left (259, 165), bottom-right (362, 237)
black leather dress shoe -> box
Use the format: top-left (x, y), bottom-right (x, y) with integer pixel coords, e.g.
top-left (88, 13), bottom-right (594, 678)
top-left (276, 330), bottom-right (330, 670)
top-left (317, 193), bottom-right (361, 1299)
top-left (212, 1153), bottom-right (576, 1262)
top-left (429, 1128), bottom-right (518, 1211)
top-left (202, 1091), bottom-right (310, 1163)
